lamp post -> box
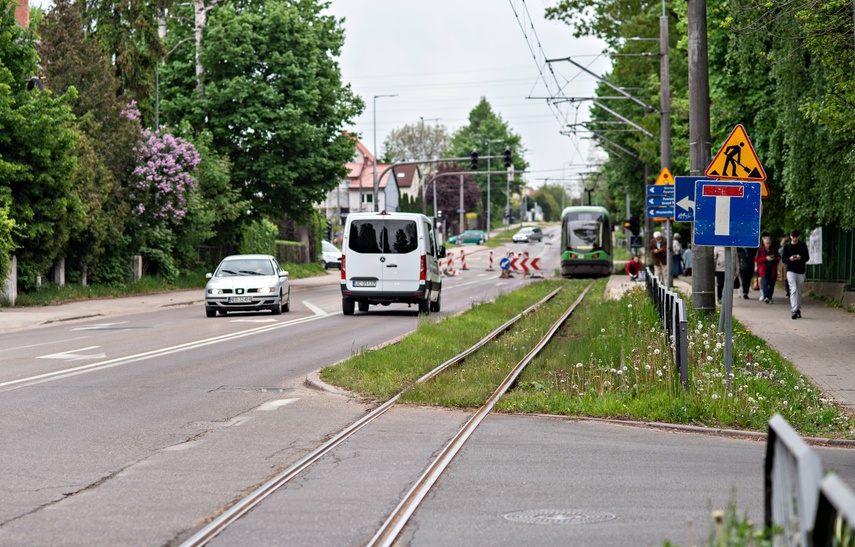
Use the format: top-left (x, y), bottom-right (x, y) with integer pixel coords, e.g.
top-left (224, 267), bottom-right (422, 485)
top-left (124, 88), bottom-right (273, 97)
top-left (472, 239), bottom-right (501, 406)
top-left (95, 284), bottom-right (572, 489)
top-left (484, 138), bottom-right (503, 240)
top-left (373, 94), bottom-right (398, 212)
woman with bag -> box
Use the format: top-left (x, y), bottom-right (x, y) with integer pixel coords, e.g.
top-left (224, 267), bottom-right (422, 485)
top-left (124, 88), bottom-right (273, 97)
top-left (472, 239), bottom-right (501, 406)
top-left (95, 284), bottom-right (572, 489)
top-left (754, 236), bottom-right (780, 304)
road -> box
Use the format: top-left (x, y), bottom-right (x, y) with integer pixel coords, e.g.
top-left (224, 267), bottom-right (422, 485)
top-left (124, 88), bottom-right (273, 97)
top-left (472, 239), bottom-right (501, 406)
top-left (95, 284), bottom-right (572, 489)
top-left (1, 232), bottom-right (853, 546)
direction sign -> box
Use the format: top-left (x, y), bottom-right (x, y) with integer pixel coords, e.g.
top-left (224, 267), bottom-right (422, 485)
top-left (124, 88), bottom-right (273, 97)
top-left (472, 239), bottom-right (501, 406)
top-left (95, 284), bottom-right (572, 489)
top-left (646, 184), bottom-right (674, 196)
top-left (646, 207), bottom-right (674, 219)
top-left (646, 196), bottom-right (675, 208)
top-left (694, 180), bottom-right (761, 247)
top-left (673, 176), bottom-right (706, 222)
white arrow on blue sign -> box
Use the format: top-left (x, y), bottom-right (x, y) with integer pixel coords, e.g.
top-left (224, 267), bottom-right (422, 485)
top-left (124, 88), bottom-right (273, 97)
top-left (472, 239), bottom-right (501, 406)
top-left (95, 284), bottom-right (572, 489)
top-left (693, 180), bottom-right (761, 247)
top-left (646, 207), bottom-right (673, 219)
top-left (673, 176), bottom-right (707, 222)
top-left (647, 196), bottom-right (675, 207)
top-left (646, 184), bottom-right (675, 196)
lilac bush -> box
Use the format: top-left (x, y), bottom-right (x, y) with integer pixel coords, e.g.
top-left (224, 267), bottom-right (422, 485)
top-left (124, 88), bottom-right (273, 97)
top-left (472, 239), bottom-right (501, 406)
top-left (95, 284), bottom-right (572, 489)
top-left (129, 129), bottom-right (201, 225)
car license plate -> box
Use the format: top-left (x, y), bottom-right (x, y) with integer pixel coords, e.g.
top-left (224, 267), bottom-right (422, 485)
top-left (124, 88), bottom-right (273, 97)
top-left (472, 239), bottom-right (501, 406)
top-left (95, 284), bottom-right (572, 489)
top-left (352, 280), bottom-right (376, 287)
top-left (228, 296), bottom-right (252, 303)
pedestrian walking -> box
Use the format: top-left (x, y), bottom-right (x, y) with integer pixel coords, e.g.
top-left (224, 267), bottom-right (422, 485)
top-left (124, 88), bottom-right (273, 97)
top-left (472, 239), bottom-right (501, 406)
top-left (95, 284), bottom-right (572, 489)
top-left (672, 233), bottom-right (683, 278)
top-left (736, 247), bottom-right (755, 300)
top-left (754, 236), bottom-right (780, 304)
top-left (682, 244), bottom-right (693, 277)
top-left (649, 231), bottom-right (667, 282)
top-left (778, 236), bottom-right (791, 298)
top-left (713, 247), bottom-right (738, 305)
top-left (781, 228), bottom-right (809, 319)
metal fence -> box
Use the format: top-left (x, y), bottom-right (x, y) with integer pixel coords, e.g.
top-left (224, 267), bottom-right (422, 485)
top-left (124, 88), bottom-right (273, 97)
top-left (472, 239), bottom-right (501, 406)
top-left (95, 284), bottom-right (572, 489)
top-left (807, 226), bottom-right (855, 290)
top-left (644, 268), bottom-right (689, 390)
top-left (766, 413), bottom-right (855, 546)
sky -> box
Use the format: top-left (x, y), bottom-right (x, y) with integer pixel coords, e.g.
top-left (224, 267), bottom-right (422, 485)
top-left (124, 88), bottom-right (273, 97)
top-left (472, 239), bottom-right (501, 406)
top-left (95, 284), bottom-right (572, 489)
top-left (325, 0), bottom-right (611, 193)
top-left (30, 0), bottom-right (612, 194)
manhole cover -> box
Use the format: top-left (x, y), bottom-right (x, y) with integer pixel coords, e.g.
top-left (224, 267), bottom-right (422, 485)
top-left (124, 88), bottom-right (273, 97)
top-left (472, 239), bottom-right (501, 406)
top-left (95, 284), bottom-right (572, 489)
top-left (503, 509), bottom-right (616, 525)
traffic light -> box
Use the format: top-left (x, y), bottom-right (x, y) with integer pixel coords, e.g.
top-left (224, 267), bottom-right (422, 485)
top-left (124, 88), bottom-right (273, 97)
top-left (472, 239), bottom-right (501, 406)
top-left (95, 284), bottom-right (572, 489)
top-left (470, 149), bottom-right (479, 170)
top-left (503, 146), bottom-right (512, 168)
top-left (624, 214), bottom-right (640, 236)
top-left (325, 219), bottom-right (332, 240)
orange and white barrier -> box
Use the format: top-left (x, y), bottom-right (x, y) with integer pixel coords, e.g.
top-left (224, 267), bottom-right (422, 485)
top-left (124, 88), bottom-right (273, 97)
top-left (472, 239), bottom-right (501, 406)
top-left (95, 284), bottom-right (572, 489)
top-left (460, 249), bottom-right (468, 270)
top-left (487, 250), bottom-right (494, 271)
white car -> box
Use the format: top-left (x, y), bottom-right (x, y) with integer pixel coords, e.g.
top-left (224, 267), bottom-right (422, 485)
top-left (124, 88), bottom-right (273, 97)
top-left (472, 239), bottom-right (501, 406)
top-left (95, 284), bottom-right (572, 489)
top-left (512, 227), bottom-right (543, 243)
top-left (321, 240), bottom-right (342, 269)
top-left (204, 254), bottom-right (290, 317)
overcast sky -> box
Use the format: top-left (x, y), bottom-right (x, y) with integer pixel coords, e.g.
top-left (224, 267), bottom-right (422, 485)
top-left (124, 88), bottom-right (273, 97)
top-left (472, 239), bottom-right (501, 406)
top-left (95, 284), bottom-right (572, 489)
top-left (30, 0), bottom-right (612, 193)
top-left (326, 0), bottom-right (611, 192)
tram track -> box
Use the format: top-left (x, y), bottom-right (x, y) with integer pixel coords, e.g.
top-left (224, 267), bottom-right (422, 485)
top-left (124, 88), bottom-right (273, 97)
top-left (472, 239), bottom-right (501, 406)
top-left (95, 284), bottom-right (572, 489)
top-left (180, 280), bottom-right (594, 547)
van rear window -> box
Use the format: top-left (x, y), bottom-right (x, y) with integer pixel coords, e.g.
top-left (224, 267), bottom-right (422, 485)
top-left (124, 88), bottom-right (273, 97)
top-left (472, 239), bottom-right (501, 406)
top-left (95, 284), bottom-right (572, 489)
top-left (348, 219), bottom-right (418, 254)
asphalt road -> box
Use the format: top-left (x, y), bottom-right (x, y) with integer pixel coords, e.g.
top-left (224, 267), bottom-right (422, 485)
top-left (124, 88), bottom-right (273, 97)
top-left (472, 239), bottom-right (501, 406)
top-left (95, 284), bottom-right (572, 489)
top-left (2, 232), bottom-right (852, 546)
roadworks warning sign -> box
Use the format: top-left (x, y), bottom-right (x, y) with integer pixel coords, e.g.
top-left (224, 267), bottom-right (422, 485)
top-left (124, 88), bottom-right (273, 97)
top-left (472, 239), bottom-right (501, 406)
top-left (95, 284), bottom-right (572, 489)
top-left (705, 124), bottom-right (769, 197)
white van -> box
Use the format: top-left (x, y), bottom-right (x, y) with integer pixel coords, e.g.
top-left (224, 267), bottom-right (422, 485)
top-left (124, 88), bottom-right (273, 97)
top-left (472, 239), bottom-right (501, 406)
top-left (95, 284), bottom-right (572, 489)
top-left (340, 211), bottom-right (445, 315)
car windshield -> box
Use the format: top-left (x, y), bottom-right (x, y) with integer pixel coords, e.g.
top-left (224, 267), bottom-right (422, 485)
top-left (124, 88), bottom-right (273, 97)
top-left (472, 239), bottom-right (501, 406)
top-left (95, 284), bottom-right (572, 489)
top-left (517, 229), bottom-right (533, 235)
top-left (216, 259), bottom-right (275, 276)
top-left (322, 242), bottom-right (339, 253)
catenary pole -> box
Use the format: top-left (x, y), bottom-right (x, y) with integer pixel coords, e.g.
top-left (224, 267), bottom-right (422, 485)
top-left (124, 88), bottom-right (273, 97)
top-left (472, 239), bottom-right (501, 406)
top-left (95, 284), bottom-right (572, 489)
top-left (661, 2), bottom-right (674, 289)
top-left (688, 0), bottom-right (715, 314)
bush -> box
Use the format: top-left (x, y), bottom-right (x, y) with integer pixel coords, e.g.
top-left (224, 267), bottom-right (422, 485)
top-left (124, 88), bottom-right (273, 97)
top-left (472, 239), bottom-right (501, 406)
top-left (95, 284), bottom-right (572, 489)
top-left (239, 219), bottom-right (277, 255)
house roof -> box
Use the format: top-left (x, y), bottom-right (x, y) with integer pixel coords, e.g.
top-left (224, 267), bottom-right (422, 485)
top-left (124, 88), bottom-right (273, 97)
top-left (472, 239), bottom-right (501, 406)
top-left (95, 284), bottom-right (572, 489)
top-left (346, 163), bottom-right (392, 190)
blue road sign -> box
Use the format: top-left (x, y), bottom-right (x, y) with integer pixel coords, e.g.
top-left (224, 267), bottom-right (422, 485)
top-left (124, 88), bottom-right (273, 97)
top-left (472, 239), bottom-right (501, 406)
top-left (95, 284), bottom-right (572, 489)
top-left (499, 257), bottom-right (510, 271)
top-left (646, 184), bottom-right (675, 196)
top-left (673, 176), bottom-right (706, 223)
top-left (629, 236), bottom-right (642, 248)
top-left (646, 195), bottom-right (675, 208)
top-left (646, 207), bottom-right (673, 219)
top-left (694, 180), bottom-right (761, 247)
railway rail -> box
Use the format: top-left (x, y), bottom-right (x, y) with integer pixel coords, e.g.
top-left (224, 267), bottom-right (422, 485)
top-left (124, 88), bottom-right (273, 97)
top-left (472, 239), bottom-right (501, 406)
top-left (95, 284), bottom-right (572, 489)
top-left (181, 281), bottom-right (594, 547)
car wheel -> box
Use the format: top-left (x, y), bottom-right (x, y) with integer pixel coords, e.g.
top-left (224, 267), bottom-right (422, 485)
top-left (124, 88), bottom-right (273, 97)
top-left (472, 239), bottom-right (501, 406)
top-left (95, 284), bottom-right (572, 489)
top-left (430, 292), bottom-right (441, 313)
top-left (205, 307), bottom-right (216, 318)
top-left (358, 300), bottom-right (369, 312)
top-left (478, 239), bottom-right (484, 245)
top-left (283, 290), bottom-right (290, 312)
top-left (271, 293), bottom-right (283, 315)
top-left (418, 296), bottom-right (430, 315)
top-left (342, 298), bottom-right (355, 316)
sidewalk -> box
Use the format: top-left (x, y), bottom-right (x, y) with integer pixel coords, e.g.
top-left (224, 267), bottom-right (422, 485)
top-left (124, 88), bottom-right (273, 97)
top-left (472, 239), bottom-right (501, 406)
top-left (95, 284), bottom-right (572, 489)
top-left (0, 272), bottom-right (341, 334)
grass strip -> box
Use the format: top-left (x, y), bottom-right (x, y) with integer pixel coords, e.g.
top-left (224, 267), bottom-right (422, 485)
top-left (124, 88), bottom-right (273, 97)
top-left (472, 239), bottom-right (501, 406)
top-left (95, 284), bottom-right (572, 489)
top-left (500, 283), bottom-right (854, 439)
top-left (319, 279), bottom-right (585, 401)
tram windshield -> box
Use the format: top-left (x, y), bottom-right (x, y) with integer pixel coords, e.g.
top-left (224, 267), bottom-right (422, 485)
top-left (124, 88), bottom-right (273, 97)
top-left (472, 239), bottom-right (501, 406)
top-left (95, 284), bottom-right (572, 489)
top-left (565, 213), bottom-right (606, 252)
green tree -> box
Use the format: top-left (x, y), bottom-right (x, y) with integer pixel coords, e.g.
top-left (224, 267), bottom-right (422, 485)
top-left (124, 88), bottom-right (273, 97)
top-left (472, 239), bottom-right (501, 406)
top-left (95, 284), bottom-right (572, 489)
top-left (166, 0), bottom-right (363, 224)
top-left (533, 184), bottom-right (565, 221)
top-left (448, 98), bottom-right (527, 229)
top-left (0, 1), bottom-right (79, 289)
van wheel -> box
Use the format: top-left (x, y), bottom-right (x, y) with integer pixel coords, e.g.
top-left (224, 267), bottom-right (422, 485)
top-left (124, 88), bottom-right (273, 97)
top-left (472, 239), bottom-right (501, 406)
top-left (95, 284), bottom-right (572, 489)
top-left (342, 298), bottom-right (355, 316)
top-left (418, 297), bottom-right (430, 315)
top-left (430, 292), bottom-right (441, 313)
top-left (358, 300), bottom-right (369, 312)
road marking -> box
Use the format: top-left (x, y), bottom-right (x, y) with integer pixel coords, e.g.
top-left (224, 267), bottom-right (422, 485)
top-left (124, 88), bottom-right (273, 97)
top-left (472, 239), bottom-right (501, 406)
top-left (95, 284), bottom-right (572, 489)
top-left (71, 322), bottom-right (129, 331)
top-left (231, 318), bottom-right (277, 323)
top-left (0, 313), bottom-right (335, 393)
top-left (5, 336), bottom-right (91, 352)
top-left (302, 301), bottom-right (327, 316)
top-left (256, 398), bottom-right (299, 411)
top-left (37, 346), bottom-right (106, 361)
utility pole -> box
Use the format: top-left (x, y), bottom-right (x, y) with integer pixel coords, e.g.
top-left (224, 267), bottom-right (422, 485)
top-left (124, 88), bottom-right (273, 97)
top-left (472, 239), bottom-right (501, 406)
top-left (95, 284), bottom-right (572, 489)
top-left (661, 0), bottom-right (674, 289)
top-left (688, 0), bottom-right (715, 314)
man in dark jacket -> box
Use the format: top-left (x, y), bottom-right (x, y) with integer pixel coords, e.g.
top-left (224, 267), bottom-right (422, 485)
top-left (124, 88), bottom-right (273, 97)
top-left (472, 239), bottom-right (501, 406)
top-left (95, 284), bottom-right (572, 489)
top-left (736, 247), bottom-right (755, 300)
top-left (781, 229), bottom-right (810, 319)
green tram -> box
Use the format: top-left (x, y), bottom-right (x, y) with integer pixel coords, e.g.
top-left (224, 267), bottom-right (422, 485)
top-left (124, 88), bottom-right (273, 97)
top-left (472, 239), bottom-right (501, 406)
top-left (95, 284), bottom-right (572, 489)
top-left (560, 205), bottom-right (613, 278)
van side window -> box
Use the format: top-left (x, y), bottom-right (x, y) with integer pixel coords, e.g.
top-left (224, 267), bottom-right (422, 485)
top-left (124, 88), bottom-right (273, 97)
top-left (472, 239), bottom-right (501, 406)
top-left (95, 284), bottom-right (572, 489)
top-left (425, 222), bottom-right (435, 256)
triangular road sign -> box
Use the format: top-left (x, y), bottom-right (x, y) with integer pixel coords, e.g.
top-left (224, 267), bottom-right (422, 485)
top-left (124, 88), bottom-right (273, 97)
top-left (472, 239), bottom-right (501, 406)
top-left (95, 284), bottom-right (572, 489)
top-left (654, 167), bottom-right (673, 185)
top-left (706, 124), bottom-right (769, 197)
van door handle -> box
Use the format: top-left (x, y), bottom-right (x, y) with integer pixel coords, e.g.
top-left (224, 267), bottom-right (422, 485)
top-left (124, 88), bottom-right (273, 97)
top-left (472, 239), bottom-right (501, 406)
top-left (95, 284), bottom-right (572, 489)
top-left (386, 264), bottom-right (398, 268)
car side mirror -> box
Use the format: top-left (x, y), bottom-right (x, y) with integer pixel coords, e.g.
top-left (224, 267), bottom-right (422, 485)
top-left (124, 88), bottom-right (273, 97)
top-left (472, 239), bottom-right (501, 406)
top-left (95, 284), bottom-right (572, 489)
top-left (280, 271), bottom-right (289, 278)
top-left (206, 273), bottom-right (213, 279)
top-left (438, 246), bottom-right (446, 259)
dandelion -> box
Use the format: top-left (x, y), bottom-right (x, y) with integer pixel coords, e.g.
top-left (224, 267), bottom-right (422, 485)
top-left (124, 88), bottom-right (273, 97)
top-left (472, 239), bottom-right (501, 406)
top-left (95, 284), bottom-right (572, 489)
top-left (654, 349), bottom-right (661, 355)
top-left (707, 356), bottom-right (714, 362)
top-left (645, 365), bottom-right (652, 371)
top-left (628, 303), bottom-right (633, 308)
top-left (576, 363), bottom-right (583, 368)
top-left (712, 394), bottom-right (720, 400)
top-left (783, 400), bottom-right (788, 406)
top-left (601, 328), bottom-right (606, 333)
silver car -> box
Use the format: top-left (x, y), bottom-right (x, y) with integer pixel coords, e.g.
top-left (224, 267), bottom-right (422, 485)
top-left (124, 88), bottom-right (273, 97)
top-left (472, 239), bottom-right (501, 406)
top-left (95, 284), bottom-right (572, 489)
top-left (205, 254), bottom-right (290, 317)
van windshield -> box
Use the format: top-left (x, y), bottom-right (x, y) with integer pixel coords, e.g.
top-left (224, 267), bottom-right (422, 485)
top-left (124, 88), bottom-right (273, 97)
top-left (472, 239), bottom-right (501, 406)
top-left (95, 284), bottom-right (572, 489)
top-left (348, 219), bottom-right (418, 254)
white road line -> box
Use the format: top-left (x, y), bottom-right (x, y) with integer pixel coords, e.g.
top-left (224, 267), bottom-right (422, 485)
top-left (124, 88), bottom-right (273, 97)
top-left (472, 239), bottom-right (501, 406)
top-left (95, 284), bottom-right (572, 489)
top-left (71, 322), bottom-right (129, 331)
top-left (0, 313), bottom-right (334, 393)
top-left (256, 398), bottom-right (299, 411)
top-left (231, 318), bottom-right (277, 323)
top-left (302, 300), bottom-right (328, 316)
top-left (5, 336), bottom-right (91, 352)
top-left (37, 346), bottom-right (106, 361)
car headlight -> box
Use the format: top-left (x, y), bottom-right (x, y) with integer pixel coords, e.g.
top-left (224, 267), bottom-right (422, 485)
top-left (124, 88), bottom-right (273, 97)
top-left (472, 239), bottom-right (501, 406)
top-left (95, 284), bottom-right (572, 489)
top-left (257, 287), bottom-right (275, 294)
top-left (208, 288), bottom-right (223, 295)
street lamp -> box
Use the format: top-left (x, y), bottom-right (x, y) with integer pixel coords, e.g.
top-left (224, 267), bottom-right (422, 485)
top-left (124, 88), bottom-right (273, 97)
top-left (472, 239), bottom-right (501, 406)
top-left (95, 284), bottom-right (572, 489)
top-left (373, 94), bottom-right (398, 212)
top-left (485, 138), bottom-right (503, 239)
